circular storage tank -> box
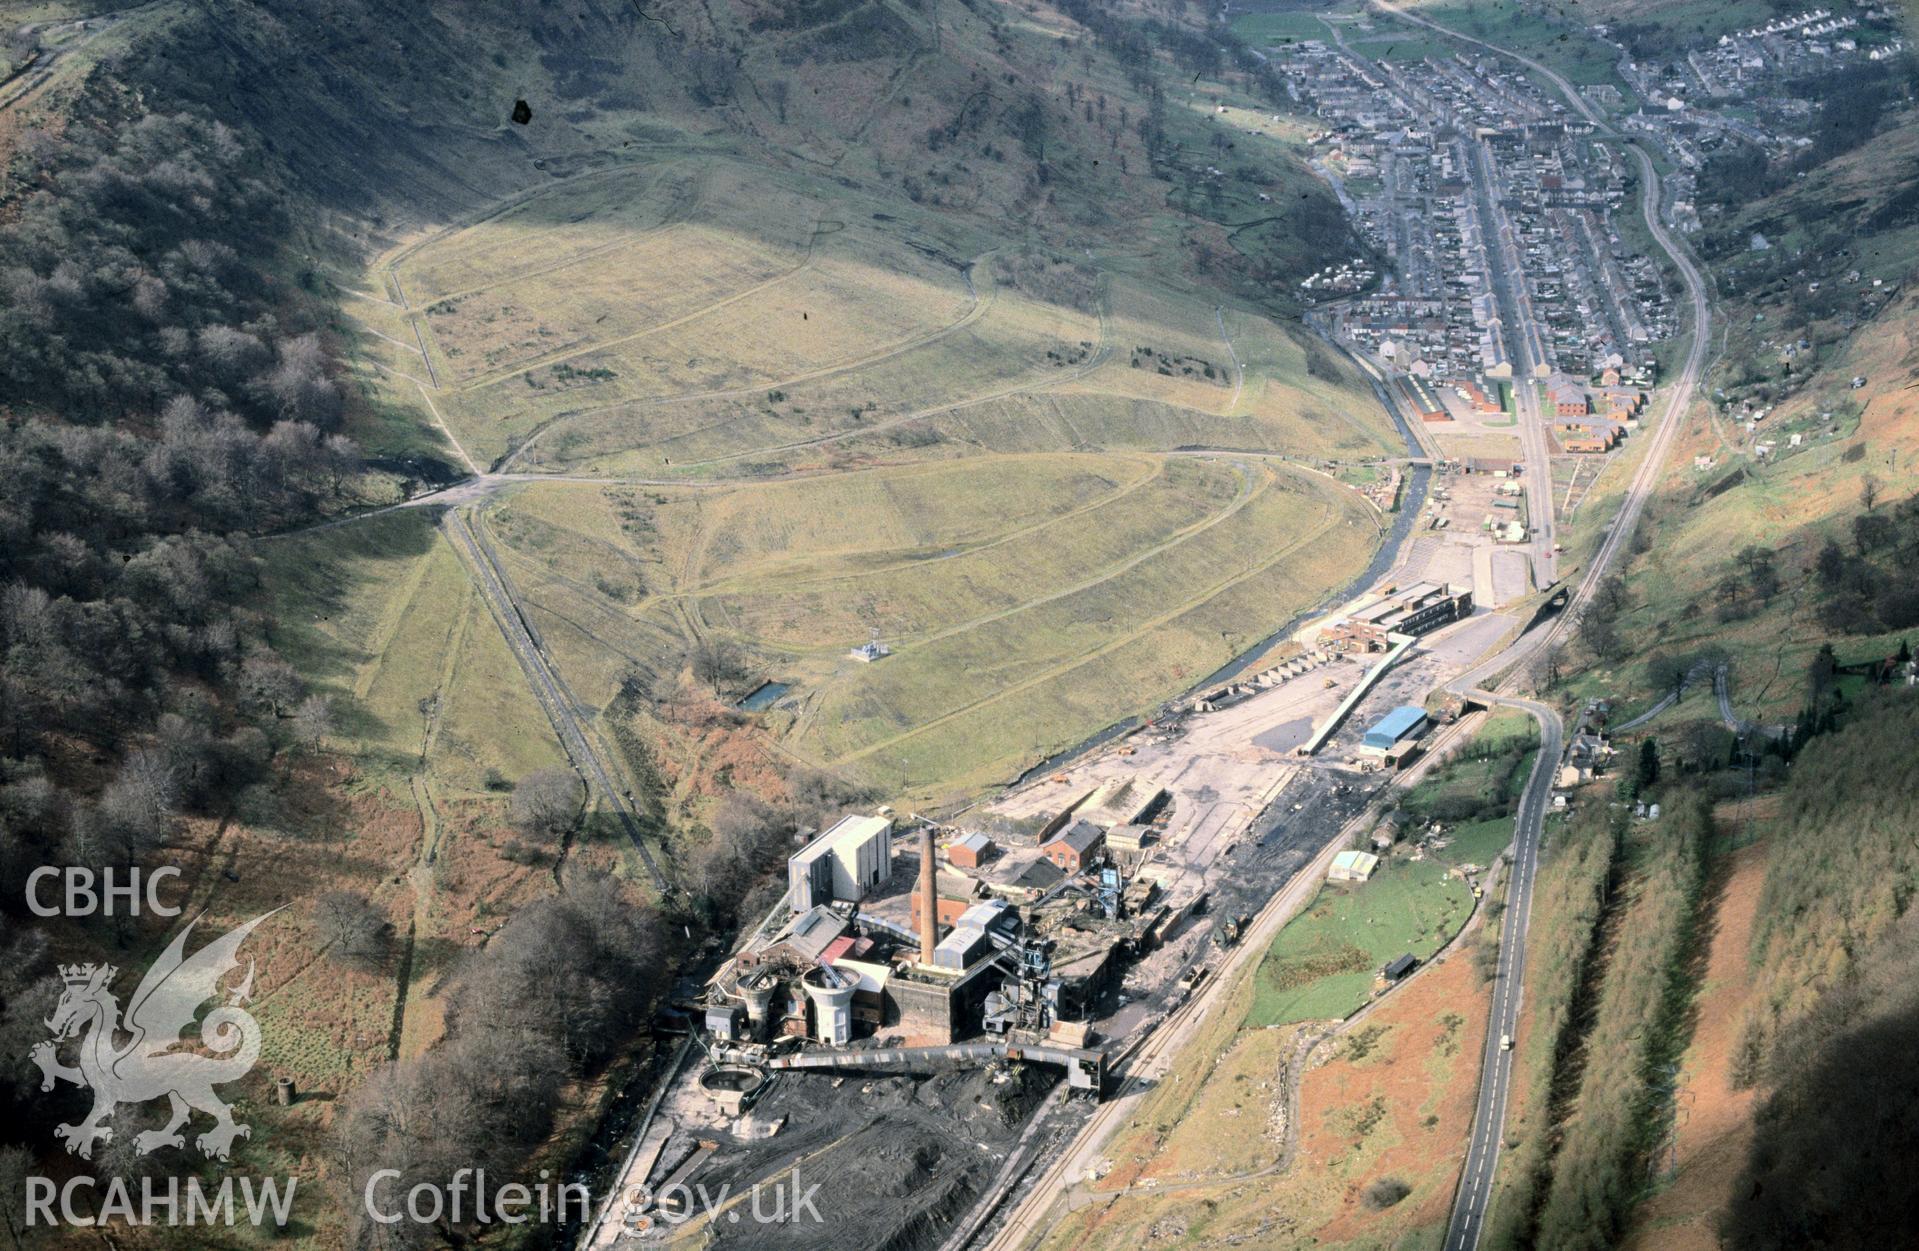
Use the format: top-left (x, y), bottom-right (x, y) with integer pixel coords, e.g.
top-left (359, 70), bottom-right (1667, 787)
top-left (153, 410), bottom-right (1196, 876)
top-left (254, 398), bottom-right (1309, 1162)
top-left (699, 1065), bottom-right (767, 1116)
top-left (800, 966), bottom-right (856, 1046)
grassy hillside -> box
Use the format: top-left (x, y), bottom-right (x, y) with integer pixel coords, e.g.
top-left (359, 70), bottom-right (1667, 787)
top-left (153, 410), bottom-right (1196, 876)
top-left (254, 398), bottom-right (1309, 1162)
top-left (12, 0), bottom-right (1404, 811)
top-left (299, 0), bottom-right (1406, 804)
top-left (478, 452), bottom-right (1376, 800)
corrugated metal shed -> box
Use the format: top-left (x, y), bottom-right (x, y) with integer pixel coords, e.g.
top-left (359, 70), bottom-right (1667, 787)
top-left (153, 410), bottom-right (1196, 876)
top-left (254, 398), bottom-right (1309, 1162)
top-left (1362, 705), bottom-right (1429, 748)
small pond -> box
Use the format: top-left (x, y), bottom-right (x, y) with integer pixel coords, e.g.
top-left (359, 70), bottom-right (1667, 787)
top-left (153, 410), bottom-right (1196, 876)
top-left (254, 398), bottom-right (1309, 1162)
top-left (736, 681), bottom-right (791, 712)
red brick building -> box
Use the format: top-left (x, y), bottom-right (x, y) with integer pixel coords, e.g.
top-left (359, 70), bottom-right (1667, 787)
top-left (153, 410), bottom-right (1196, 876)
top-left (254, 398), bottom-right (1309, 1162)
top-left (1546, 375), bottom-right (1590, 416)
top-left (945, 831), bottom-right (995, 869)
top-left (1042, 820), bottom-right (1105, 874)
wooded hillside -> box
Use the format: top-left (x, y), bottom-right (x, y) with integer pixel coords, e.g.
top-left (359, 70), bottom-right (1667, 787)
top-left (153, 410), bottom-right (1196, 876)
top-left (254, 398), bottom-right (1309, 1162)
top-left (1728, 689), bottom-right (1919, 1248)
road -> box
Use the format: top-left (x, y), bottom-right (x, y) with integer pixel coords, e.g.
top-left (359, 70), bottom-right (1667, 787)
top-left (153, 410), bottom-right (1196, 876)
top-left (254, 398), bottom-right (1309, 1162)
top-left (1715, 662), bottom-right (1739, 729)
top-left (1611, 659), bottom-right (1723, 734)
top-left (443, 508), bottom-right (671, 894)
top-left (270, 442), bottom-right (1330, 544)
top-left (0, 6), bottom-right (156, 113)
top-left (1463, 137), bottom-right (1558, 588)
top-left (258, 468), bottom-right (739, 540)
top-left (1355, 7), bottom-right (1716, 1249)
top-left (1215, 305), bottom-right (1245, 411)
top-left (1434, 691), bottom-right (1559, 1251)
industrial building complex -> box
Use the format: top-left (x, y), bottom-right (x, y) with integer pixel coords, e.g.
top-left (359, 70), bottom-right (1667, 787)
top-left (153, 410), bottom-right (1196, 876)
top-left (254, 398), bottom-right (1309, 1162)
top-left (1324, 581), bottom-right (1474, 651)
top-left (676, 560), bottom-right (1499, 1101)
top-left (707, 798), bottom-right (1168, 1066)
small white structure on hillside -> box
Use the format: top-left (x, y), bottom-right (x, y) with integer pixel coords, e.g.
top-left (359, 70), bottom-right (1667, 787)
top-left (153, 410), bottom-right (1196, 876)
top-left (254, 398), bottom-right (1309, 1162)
top-left (1329, 850), bottom-right (1380, 883)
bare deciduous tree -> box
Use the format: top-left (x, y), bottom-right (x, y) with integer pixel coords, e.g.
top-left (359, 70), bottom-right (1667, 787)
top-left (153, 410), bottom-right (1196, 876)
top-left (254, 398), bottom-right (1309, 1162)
top-left (73, 748), bottom-right (180, 871)
top-left (313, 889), bottom-right (389, 970)
top-left (509, 768), bottom-right (583, 844)
top-left (689, 637), bottom-right (747, 693)
top-left (238, 650), bottom-right (304, 717)
top-left (290, 693), bottom-right (334, 751)
top-left (1578, 609), bottom-right (1621, 661)
top-left (1525, 645), bottom-right (1563, 693)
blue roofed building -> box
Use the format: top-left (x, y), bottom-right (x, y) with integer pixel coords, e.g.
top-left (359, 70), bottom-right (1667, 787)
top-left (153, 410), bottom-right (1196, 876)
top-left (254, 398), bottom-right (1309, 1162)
top-left (1361, 705), bottom-right (1429, 754)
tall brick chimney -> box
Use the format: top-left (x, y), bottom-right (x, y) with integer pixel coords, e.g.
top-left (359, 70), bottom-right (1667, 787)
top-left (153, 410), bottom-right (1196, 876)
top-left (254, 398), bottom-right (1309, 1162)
top-left (917, 823), bottom-right (939, 964)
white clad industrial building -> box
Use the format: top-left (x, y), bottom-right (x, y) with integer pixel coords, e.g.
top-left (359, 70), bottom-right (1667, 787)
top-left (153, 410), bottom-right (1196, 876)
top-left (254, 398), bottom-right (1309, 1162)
top-left (788, 814), bottom-right (895, 912)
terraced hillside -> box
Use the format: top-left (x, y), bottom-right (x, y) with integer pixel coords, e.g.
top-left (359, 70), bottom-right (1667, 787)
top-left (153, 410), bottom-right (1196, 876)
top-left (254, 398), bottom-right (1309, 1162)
top-left (319, 0), bottom-right (1402, 804)
top-left (472, 453), bottom-right (1375, 796)
top-left (360, 155), bottom-right (1385, 477)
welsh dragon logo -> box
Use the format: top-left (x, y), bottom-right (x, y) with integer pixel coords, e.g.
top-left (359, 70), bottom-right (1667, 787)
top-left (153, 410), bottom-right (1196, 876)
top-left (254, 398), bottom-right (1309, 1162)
top-left (30, 911), bottom-right (277, 1162)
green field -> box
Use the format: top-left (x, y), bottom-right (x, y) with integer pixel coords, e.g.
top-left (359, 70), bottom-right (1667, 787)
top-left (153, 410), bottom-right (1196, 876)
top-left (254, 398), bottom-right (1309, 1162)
top-left (1229, 9), bottom-right (1337, 46)
top-left (1393, 0), bottom-right (1626, 85)
top-left (1350, 27), bottom-right (1464, 66)
top-left (1249, 817), bottom-right (1512, 1026)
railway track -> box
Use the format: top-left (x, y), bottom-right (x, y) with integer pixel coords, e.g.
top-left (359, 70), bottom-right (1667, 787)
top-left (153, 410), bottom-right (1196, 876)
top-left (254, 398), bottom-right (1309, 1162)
top-left (443, 507), bottom-right (671, 894)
